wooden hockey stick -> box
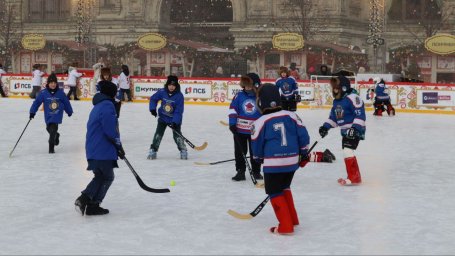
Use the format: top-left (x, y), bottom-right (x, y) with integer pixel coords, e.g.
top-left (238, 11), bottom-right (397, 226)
top-left (219, 120), bottom-right (229, 126)
top-left (167, 124), bottom-right (208, 151)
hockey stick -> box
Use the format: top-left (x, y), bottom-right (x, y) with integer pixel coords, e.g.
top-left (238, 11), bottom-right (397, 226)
top-left (9, 119), bottom-right (32, 158)
top-left (123, 157), bottom-right (170, 193)
top-left (194, 156), bottom-right (250, 166)
top-left (233, 134), bottom-right (263, 188)
top-left (167, 124), bottom-right (208, 151)
top-left (227, 140), bottom-right (320, 219)
top-left (219, 120), bottom-right (228, 126)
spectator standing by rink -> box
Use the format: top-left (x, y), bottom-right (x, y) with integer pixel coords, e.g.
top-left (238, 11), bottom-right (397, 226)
top-left (118, 65), bottom-right (132, 102)
top-left (91, 58), bottom-right (104, 94)
top-left (318, 76), bottom-right (366, 186)
top-left (0, 64), bottom-right (7, 97)
top-left (66, 66), bottom-right (83, 100)
top-left (30, 64), bottom-right (45, 99)
top-left (228, 75), bottom-right (262, 181)
top-left (29, 74), bottom-right (73, 154)
top-left (289, 63), bottom-right (300, 80)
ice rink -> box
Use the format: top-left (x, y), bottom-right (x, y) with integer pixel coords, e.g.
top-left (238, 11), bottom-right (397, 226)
top-left (1, 98), bottom-right (454, 255)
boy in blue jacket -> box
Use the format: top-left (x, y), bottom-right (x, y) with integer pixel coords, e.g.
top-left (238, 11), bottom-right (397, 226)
top-left (319, 76), bottom-right (366, 186)
top-left (147, 75), bottom-right (187, 160)
top-left (251, 83), bottom-right (310, 235)
top-left (74, 80), bottom-right (125, 216)
top-left (29, 74), bottom-right (73, 153)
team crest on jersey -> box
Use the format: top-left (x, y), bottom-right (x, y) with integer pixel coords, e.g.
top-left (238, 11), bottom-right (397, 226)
top-left (164, 103), bottom-right (174, 114)
top-left (49, 99), bottom-right (59, 112)
top-left (242, 99), bottom-right (257, 115)
top-left (282, 82), bottom-right (290, 92)
top-left (335, 105), bottom-right (344, 119)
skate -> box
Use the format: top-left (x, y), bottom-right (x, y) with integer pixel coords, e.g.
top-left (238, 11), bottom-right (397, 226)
top-left (180, 150), bottom-right (188, 160)
top-left (253, 172), bottom-right (263, 180)
top-left (232, 170), bottom-right (246, 181)
top-left (323, 149), bottom-right (336, 162)
top-left (49, 143), bottom-right (55, 154)
top-left (85, 203), bottom-right (109, 216)
top-left (337, 178), bottom-right (360, 186)
top-left (147, 149), bottom-right (157, 160)
top-left (74, 194), bottom-right (90, 216)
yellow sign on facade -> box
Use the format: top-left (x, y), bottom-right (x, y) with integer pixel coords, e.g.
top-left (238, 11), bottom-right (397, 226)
top-left (272, 33), bottom-right (304, 51)
top-left (138, 33), bottom-right (167, 51)
top-left (21, 34), bottom-right (46, 51)
top-left (424, 34), bottom-right (455, 55)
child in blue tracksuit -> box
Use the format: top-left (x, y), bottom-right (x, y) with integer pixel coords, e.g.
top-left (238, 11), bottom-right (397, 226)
top-left (147, 75), bottom-right (187, 160)
top-left (319, 76), bottom-right (366, 186)
top-left (251, 83), bottom-right (310, 235)
top-left (74, 80), bottom-right (125, 216)
top-left (229, 75), bottom-right (262, 181)
top-left (275, 66), bottom-right (300, 111)
top-left (29, 74), bottom-right (73, 154)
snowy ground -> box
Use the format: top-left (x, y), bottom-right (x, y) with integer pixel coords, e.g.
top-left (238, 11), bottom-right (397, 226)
top-left (0, 98), bottom-right (454, 255)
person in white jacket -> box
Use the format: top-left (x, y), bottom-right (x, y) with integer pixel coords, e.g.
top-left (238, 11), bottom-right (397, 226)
top-left (118, 65), bottom-right (132, 102)
top-left (66, 66), bottom-right (84, 100)
top-left (0, 64), bottom-right (7, 97)
top-left (30, 64), bottom-right (45, 99)
top-left (91, 58), bottom-right (104, 94)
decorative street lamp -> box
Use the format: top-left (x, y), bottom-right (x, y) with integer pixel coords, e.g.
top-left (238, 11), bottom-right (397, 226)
top-left (74, 0), bottom-right (96, 67)
top-left (367, 0), bottom-right (385, 72)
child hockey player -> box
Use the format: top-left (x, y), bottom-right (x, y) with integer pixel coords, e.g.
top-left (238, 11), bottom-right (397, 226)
top-left (0, 64), bottom-right (7, 97)
top-left (96, 67), bottom-right (121, 118)
top-left (147, 75), bottom-right (187, 160)
top-left (251, 83), bottom-right (310, 235)
top-left (319, 76), bottom-right (366, 185)
top-left (74, 80), bottom-right (125, 216)
top-left (229, 75), bottom-right (262, 181)
top-left (370, 77), bottom-right (395, 116)
top-left (29, 74), bottom-right (73, 153)
top-left (275, 66), bottom-right (301, 111)
top-left (66, 66), bottom-right (83, 100)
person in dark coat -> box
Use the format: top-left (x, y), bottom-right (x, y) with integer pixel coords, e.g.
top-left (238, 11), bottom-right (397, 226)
top-left (29, 74), bottom-right (73, 153)
top-left (74, 80), bottom-right (125, 216)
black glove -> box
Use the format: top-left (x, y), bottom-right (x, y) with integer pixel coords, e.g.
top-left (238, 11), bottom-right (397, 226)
top-left (299, 153), bottom-right (310, 168)
top-left (319, 126), bottom-right (328, 138)
top-left (169, 122), bottom-right (178, 129)
top-left (29, 113), bottom-right (35, 120)
top-left (229, 125), bottom-right (237, 134)
top-left (115, 143), bottom-right (125, 160)
top-left (295, 94), bottom-right (302, 103)
top-left (345, 128), bottom-right (360, 140)
top-left (151, 109), bottom-right (157, 117)
top-left (254, 157), bottom-right (264, 164)
top-left (68, 113), bottom-right (72, 117)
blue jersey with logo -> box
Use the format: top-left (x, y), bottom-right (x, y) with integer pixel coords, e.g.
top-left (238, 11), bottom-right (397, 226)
top-left (30, 88), bottom-right (73, 124)
top-left (228, 90), bottom-right (262, 135)
top-left (251, 110), bottom-right (310, 173)
top-left (323, 93), bottom-right (366, 139)
top-left (275, 77), bottom-right (298, 100)
top-left (375, 82), bottom-right (390, 100)
top-left (149, 89), bottom-right (184, 125)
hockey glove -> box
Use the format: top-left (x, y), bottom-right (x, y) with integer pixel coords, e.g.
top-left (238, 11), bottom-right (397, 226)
top-left (29, 113), bottom-right (35, 120)
top-left (115, 143), bottom-right (125, 160)
top-left (319, 126), bottom-right (328, 138)
top-left (151, 109), bottom-right (157, 118)
top-left (229, 125), bottom-right (237, 134)
top-left (68, 113), bottom-right (72, 117)
top-left (299, 153), bottom-right (310, 168)
top-left (169, 122), bottom-right (178, 129)
top-left (295, 94), bottom-right (302, 103)
top-left (345, 128), bottom-right (360, 140)
top-left (254, 157), bottom-right (264, 164)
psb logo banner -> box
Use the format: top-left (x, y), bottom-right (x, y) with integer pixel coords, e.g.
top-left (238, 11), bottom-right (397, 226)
top-left (10, 79), bottom-right (33, 93)
top-left (181, 84), bottom-right (211, 99)
top-left (134, 83), bottom-right (163, 97)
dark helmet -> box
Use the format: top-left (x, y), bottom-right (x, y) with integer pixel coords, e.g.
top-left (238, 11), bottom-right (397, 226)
top-left (99, 80), bottom-right (118, 99)
top-left (330, 75), bottom-right (352, 99)
top-left (246, 73), bottom-right (261, 88)
top-left (256, 83), bottom-right (282, 114)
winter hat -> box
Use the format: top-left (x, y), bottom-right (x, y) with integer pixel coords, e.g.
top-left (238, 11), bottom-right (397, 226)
top-left (239, 75), bottom-right (253, 88)
top-left (246, 73), bottom-right (261, 88)
top-left (47, 73), bottom-right (58, 85)
top-left (164, 75), bottom-right (180, 93)
top-left (99, 80), bottom-right (117, 98)
top-left (256, 83), bottom-right (282, 114)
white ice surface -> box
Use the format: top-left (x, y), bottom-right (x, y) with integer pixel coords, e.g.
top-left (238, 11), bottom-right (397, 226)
top-left (0, 98), bottom-right (455, 255)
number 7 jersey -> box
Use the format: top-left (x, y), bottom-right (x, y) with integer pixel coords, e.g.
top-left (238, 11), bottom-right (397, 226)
top-left (251, 110), bottom-right (310, 173)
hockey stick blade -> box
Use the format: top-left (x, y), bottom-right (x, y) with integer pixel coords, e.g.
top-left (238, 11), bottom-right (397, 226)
top-left (124, 157), bottom-right (170, 193)
top-left (193, 141), bottom-right (208, 151)
top-left (194, 161), bottom-right (211, 166)
top-left (227, 209), bottom-right (253, 220)
top-left (219, 120), bottom-right (229, 126)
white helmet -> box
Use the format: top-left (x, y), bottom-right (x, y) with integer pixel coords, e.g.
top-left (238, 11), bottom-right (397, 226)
top-left (373, 77), bottom-right (381, 84)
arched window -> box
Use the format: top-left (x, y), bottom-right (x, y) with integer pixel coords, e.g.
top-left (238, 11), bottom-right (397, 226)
top-left (28, 0), bottom-right (70, 21)
top-left (388, 0), bottom-right (441, 21)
